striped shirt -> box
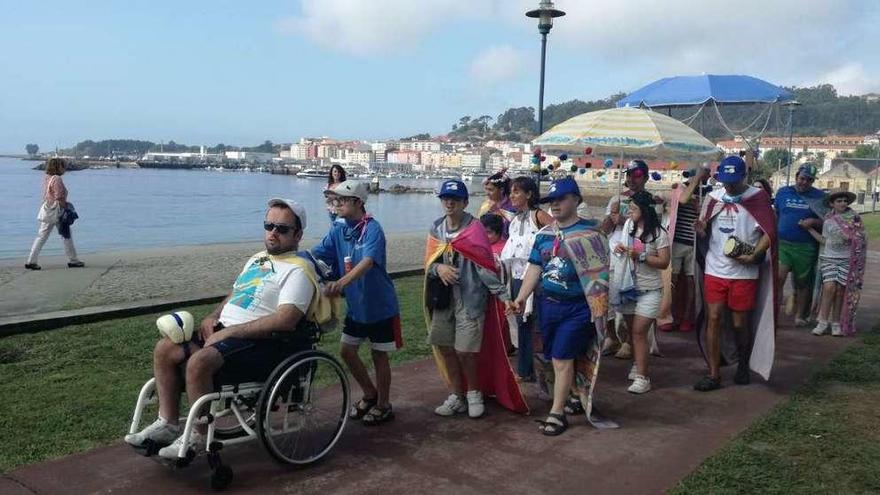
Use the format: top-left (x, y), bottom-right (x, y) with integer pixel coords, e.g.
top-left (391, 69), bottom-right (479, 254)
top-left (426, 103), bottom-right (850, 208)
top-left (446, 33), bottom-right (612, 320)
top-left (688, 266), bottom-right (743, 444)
top-left (673, 184), bottom-right (712, 245)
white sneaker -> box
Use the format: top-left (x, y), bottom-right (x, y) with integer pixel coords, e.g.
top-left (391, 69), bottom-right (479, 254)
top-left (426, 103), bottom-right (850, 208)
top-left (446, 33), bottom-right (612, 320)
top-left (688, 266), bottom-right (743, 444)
top-left (466, 390), bottom-right (485, 418)
top-left (628, 364), bottom-right (638, 381)
top-left (124, 417), bottom-right (181, 447)
top-left (627, 375), bottom-right (652, 394)
top-left (434, 394), bottom-right (467, 417)
top-left (812, 321), bottom-right (829, 336)
top-left (158, 431), bottom-right (205, 460)
top-left (831, 323), bottom-right (843, 337)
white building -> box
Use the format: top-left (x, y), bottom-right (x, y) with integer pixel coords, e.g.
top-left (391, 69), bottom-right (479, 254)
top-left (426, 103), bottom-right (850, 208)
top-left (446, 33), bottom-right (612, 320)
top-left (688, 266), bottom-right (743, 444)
top-left (289, 144), bottom-right (309, 160)
top-left (400, 140), bottom-right (442, 152)
top-left (345, 150), bottom-right (374, 165)
top-left (371, 142), bottom-right (388, 163)
top-left (224, 151), bottom-right (276, 163)
top-left (460, 152), bottom-right (487, 172)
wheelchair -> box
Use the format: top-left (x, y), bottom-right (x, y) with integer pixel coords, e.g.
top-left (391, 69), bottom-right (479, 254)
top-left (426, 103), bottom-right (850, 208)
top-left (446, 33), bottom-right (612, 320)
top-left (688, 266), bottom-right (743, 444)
top-left (127, 324), bottom-right (351, 490)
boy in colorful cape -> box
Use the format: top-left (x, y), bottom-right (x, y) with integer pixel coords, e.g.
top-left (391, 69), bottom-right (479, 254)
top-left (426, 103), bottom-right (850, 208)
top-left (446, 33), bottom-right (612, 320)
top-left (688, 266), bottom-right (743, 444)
top-left (512, 177), bottom-right (615, 435)
top-left (693, 156), bottom-right (778, 391)
top-left (311, 180), bottom-right (401, 425)
top-left (425, 180), bottom-right (527, 418)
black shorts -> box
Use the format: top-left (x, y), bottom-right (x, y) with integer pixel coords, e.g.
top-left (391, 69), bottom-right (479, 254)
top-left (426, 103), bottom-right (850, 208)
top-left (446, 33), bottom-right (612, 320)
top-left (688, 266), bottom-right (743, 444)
top-left (340, 315), bottom-right (401, 352)
top-left (184, 326), bottom-right (317, 388)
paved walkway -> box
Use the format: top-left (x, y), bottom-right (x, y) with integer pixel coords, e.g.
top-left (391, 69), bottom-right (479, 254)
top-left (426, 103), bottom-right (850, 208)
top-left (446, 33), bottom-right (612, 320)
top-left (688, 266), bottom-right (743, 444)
top-left (3, 253), bottom-right (878, 494)
top-left (0, 233), bottom-right (427, 319)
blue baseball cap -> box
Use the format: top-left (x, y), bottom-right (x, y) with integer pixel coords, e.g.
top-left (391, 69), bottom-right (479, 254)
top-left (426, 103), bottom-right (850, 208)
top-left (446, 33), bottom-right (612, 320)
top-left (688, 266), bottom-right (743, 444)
top-left (540, 177), bottom-right (582, 204)
top-left (438, 179), bottom-right (468, 199)
top-left (716, 155), bottom-right (747, 184)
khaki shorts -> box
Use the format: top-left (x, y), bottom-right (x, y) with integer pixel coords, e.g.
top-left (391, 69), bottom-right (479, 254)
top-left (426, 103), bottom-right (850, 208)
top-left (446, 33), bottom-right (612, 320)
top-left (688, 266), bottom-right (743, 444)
top-left (429, 287), bottom-right (485, 353)
top-left (670, 241), bottom-right (695, 276)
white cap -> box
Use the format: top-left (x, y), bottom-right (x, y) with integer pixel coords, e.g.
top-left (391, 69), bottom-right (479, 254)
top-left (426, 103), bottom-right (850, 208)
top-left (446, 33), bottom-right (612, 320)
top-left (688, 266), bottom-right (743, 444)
top-left (324, 180), bottom-right (368, 203)
top-left (267, 198), bottom-right (308, 231)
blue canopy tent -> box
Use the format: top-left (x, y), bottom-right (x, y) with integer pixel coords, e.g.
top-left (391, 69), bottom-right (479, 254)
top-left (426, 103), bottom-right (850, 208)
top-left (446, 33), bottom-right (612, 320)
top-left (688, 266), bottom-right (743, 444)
top-left (617, 74), bottom-right (794, 108)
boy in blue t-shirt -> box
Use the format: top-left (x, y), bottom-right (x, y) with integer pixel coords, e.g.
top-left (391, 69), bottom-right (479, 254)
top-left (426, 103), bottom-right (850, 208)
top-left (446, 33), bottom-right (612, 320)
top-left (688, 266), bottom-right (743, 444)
top-left (513, 177), bottom-right (599, 436)
top-left (311, 180), bottom-right (400, 425)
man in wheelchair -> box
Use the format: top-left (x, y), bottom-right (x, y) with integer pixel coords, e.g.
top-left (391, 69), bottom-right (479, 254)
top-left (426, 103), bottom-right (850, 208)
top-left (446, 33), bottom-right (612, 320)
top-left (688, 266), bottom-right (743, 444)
top-left (125, 198), bottom-right (319, 460)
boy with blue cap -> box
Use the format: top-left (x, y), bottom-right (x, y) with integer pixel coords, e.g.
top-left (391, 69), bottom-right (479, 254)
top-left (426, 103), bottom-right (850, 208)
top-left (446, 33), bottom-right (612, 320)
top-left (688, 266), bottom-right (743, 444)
top-left (773, 163), bottom-right (827, 326)
top-left (693, 156), bottom-right (777, 392)
top-left (424, 180), bottom-right (527, 418)
top-left (513, 176), bottom-right (614, 434)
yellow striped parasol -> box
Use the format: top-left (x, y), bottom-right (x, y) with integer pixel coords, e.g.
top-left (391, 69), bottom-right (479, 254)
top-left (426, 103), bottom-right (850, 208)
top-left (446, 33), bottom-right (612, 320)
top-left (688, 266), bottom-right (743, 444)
top-left (532, 106), bottom-right (720, 158)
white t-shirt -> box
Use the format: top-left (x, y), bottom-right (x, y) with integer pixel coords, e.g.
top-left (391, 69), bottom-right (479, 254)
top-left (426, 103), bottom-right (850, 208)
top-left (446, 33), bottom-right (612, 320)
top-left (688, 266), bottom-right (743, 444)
top-left (705, 187), bottom-right (764, 280)
top-left (621, 219), bottom-right (669, 291)
top-left (821, 216), bottom-right (849, 259)
top-left (219, 253), bottom-right (315, 327)
top-left (500, 210), bottom-right (543, 280)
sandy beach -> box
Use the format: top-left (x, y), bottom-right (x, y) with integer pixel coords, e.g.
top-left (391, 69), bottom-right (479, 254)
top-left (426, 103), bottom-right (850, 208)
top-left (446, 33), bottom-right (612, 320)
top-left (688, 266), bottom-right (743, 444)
top-left (0, 232), bottom-right (428, 319)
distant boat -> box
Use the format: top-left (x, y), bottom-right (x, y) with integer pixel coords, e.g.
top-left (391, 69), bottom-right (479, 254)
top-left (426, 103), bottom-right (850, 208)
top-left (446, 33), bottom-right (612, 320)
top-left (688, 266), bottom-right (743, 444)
top-left (296, 169), bottom-right (326, 178)
top-left (462, 171), bottom-right (493, 182)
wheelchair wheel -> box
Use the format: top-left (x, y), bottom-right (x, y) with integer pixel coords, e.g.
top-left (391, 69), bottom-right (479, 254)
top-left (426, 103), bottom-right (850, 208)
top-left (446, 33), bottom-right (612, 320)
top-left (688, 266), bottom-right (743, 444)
top-left (257, 350), bottom-right (350, 466)
top-left (213, 395), bottom-right (258, 440)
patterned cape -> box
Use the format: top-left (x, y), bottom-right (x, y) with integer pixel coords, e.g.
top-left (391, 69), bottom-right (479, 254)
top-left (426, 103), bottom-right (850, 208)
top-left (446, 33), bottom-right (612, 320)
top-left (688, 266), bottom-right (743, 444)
top-left (817, 210), bottom-right (867, 335)
top-left (695, 189), bottom-right (778, 380)
top-left (546, 222), bottom-right (617, 429)
top-left (423, 221), bottom-right (528, 414)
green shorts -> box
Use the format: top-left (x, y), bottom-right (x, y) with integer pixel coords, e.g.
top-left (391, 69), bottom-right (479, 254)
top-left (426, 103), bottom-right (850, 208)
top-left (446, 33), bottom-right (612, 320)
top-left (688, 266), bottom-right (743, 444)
top-left (778, 240), bottom-right (818, 287)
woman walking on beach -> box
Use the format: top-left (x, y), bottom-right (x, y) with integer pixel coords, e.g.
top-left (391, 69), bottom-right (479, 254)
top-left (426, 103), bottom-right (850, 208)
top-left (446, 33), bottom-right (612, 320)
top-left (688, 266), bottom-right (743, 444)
top-left (613, 191), bottom-right (669, 394)
top-left (500, 177), bottom-right (553, 383)
top-left (324, 164), bottom-right (347, 223)
top-left (804, 190), bottom-right (867, 336)
top-left (25, 157), bottom-right (84, 270)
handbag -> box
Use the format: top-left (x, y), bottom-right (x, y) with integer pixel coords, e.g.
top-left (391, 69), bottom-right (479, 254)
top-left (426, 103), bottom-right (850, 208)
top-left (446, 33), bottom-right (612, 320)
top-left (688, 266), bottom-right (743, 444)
top-left (425, 275), bottom-right (452, 310)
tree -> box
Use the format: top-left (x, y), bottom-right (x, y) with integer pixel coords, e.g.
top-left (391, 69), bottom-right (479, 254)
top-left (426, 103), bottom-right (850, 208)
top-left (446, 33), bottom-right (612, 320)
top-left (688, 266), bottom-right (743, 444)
top-left (401, 133), bottom-right (431, 140)
top-left (843, 144), bottom-right (880, 159)
top-left (25, 144), bottom-right (39, 156)
top-left (760, 148), bottom-right (792, 174)
top-left (495, 107), bottom-right (536, 132)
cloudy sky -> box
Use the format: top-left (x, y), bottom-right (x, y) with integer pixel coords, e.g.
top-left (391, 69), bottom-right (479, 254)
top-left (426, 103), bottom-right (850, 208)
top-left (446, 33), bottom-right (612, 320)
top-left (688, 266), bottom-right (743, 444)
top-left (1, 0), bottom-right (877, 152)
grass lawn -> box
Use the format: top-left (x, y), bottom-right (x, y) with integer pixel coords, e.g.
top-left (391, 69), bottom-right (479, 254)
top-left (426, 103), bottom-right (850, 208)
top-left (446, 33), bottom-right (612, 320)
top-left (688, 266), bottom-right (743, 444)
top-left (859, 211), bottom-right (880, 242)
top-left (671, 327), bottom-right (880, 494)
top-left (0, 276), bottom-right (432, 473)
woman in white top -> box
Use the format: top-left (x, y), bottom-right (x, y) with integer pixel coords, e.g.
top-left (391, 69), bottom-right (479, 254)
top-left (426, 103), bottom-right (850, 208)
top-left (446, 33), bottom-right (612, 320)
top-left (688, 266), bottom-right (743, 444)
top-left (613, 190), bottom-right (669, 394)
top-left (500, 176), bottom-right (553, 382)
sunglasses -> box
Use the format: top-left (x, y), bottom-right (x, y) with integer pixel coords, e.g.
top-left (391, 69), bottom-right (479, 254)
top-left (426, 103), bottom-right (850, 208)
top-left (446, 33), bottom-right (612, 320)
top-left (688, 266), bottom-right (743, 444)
top-left (263, 222), bottom-right (295, 235)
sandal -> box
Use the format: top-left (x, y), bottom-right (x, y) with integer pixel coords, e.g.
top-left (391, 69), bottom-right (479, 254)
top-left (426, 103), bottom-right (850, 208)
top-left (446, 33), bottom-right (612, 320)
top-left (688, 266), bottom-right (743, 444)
top-left (693, 375), bottom-right (722, 392)
top-left (362, 404), bottom-right (395, 426)
top-left (348, 397), bottom-right (377, 420)
top-left (535, 413), bottom-right (568, 436)
top-left (563, 395), bottom-right (585, 415)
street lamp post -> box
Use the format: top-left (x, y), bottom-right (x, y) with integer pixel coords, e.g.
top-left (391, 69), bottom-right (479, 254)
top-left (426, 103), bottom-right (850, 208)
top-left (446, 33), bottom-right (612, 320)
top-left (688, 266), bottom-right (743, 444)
top-left (526, 1), bottom-right (565, 185)
top-left (784, 100), bottom-right (801, 187)
top-left (873, 130), bottom-right (880, 212)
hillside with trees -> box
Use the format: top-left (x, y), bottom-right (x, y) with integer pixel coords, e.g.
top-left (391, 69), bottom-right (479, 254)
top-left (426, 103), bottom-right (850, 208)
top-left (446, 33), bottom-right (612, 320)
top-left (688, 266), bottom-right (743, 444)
top-left (446, 84), bottom-right (880, 142)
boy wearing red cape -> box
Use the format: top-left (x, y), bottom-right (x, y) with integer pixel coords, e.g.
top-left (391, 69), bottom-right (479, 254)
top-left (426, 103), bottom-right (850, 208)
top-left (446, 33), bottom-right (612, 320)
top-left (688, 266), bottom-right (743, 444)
top-left (424, 180), bottom-right (528, 418)
top-left (693, 156), bottom-right (778, 391)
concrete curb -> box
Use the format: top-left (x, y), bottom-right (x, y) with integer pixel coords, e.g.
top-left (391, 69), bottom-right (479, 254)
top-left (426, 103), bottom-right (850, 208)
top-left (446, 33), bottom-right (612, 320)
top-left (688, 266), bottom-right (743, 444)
top-left (0, 267), bottom-right (424, 338)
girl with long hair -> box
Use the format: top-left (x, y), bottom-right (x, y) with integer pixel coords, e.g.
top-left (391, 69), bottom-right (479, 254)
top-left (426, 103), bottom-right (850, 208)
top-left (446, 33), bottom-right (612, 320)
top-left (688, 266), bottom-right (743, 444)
top-left (500, 177), bottom-right (553, 383)
top-left (613, 190), bottom-right (669, 394)
top-left (478, 170), bottom-right (516, 231)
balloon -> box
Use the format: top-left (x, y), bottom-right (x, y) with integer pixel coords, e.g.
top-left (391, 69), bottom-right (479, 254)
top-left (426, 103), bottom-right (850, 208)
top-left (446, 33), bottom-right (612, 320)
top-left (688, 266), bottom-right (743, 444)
top-left (540, 156), bottom-right (546, 162)
top-left (532, 147), bottom-right (542, 156)
top-left (651, 171), bottom-right (662, 181)
top-left (604, 158), bottom-right (614, 168)
top-left (583, 162), bottom-right (592, 168)
top-left (597, 171), bottom-right (605, 177)
top-left (541, 168), bottom-right (550, 176)
top-left (578, 168), bottom-right (587, 175)
top-left (559, 153), bottom-right (568, 161)
top-left (531, 156), bottom-right (540, 164)
top-left (570, 165), bottom-right (578, 172)
top-left (584, 147), bottom-right (593, 155)
top-left (531, 165), bottom-right (542, 173)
